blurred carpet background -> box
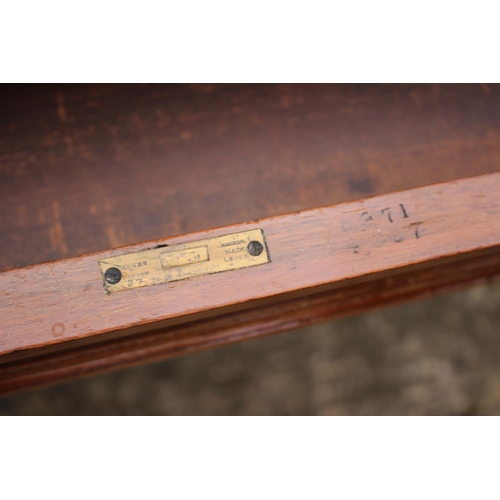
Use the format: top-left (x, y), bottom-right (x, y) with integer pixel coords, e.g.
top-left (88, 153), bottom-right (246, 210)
top-left (1, 281), bottom-right (499, 415)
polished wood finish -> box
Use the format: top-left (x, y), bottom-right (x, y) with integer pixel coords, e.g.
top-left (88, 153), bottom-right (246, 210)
top-left (2, 84), bottom-right (500, 393)
top-left (1, 250), bottom-right (499, 394)
top-left (1, 172), bottom-right (499, 392)
top-left (1, 84), bottom-right (500, 272)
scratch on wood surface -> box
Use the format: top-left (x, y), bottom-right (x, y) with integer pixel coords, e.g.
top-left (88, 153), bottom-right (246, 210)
top-left (56, 91), bottom-right (67, 123)
top-left (106, 225), bottom-right (122, 248)
top-left (169, 191), bottom-right (182, 236)
top-left (49, 200), bottom-right (68, 255)
top-left (271, 280), bottom-right (285, 290)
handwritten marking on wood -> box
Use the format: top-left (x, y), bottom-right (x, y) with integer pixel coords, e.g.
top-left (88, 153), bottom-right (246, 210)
top-left (344, 202), bottom-right (424, 253)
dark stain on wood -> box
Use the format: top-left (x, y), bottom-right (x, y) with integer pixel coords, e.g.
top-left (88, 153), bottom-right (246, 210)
top-left (2, 84), bottom-right (500, 272)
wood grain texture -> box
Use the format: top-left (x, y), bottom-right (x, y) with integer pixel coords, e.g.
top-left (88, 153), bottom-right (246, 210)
top-left (2, 84), bottom-right (500, 272)
top-left (2, 84), bottom-right (500, 393)
top-left (1, 231), bottom-right (500, 394)
top-left (1, 173), bottom-right (499, 368)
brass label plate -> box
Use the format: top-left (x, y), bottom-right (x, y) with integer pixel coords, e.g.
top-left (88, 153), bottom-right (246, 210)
top-left (99, 229), bottom-right (270, 293)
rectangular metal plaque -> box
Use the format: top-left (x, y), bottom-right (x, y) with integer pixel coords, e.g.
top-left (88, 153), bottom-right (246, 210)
top-left (99, 229), bottom-right (270, 293)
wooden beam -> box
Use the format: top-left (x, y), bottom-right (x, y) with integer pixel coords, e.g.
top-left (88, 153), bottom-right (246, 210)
top-left (0, 172), bottom-right (499, 392)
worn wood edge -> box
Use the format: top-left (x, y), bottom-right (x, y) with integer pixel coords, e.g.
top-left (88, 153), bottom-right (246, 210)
top-left (1, 249), bottom-right (499, 394)
top-left (2, 244), bottom-right (500, 365)
top-left (1, 171), bottom-right (499, 362)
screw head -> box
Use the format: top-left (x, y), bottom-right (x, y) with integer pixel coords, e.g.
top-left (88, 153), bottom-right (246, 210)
top-left (247, 240), bottom-right (264, 256)
top-left (104, 267), bottom-right (122, 284)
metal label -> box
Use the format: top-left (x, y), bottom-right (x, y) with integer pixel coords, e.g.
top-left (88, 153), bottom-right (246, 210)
top-left (99, 229), bottom-right (270, 293)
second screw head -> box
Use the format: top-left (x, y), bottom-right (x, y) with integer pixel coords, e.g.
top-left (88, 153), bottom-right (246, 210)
top-left (247, 240), bottom-right (264, 256)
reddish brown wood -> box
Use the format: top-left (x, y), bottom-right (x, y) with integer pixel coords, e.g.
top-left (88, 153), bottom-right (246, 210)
top-left (2, 84), bottom-right (500, 272)
top-left (1, 239), bottom-right (499, 394)
top-left (2, 84), bottom-right (500, 393)
top-left (0, 172), bottom-right (499, 393)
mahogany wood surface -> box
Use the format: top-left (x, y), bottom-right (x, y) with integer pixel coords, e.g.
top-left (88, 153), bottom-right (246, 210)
top-left (1, 250), bottom-right (499, 394)
top-left (1, 84), bottom-right (500, 272)
top-left (0, 172), bottom-right (499, 392)
top-left (1, 84), bottom-right (500, 392)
